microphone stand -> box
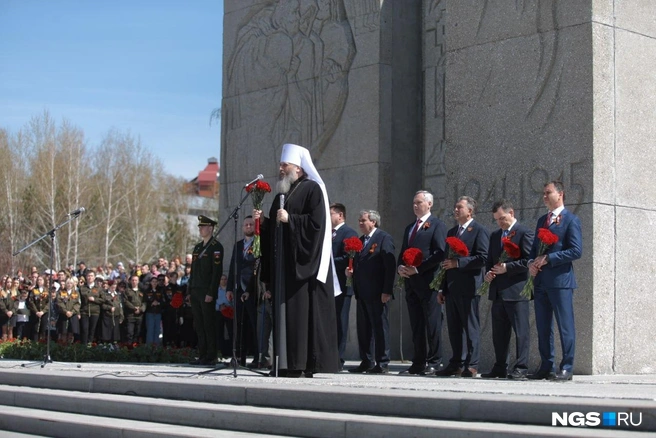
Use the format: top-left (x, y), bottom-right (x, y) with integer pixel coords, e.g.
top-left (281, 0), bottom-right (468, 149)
top-left (196, 188), bottom-right (267, 377)
top-left (14, 211), bottom-right (83, 368)
top-left (272, 193), bottom-right (287, 376)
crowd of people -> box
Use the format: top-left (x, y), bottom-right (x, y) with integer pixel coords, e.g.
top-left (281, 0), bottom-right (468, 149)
top-left (2, 142), bottom-right (583, 383)
top-left (0, 257), bottom-right (205, 349)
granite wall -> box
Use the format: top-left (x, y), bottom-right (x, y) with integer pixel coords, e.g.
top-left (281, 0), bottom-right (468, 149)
top-left (221, 0), bottom-right (656, 374)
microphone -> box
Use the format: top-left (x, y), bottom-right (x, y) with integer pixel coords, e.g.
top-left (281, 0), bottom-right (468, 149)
top-left (67, 207), bottom-right (85, 216)
top-left (244, 174), bottom-right (264, 188)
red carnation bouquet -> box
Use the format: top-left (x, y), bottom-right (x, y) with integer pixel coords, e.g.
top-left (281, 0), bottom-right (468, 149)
top-left (477, 237), bottom-right (521, 296)
top-left (170, 292), bottom-right (184, 309)
top-left (397, 247), bottom-right (424, 287)
top-left (246, 180), bottom-right (272, 258)
top-left (429, 237), bottom-right (469, 291)
top-left (343, 236), bottom-right (363, 287)
top-left (221, 305), bottom-right (234, 319)
top-left (521, 228), bottom-right (559, 298)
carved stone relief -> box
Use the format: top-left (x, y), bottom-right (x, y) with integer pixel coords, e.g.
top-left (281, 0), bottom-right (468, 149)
top-left (423, 0), bottom-right (447, 215)
top-left (224, 0), bottom-right (356, 169)
top-left (344, 0), bottom-right (380, 35)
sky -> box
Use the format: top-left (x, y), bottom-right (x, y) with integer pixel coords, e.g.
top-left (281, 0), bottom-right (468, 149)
top-left (0, 0), bottom-right (224, 179)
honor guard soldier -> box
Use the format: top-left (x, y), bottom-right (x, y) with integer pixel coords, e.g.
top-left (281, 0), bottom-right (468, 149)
top-left (189, 215), bottom-right (224, 365)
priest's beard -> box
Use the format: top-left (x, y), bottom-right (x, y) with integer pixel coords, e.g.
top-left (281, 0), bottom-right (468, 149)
top-left (277, 168), bottom-right (299, 194)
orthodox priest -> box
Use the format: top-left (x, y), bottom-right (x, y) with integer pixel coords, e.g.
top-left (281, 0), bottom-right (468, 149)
top-left (254, 143), bottom-right (340, 377)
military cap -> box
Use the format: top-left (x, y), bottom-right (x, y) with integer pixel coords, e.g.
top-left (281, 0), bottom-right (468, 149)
top-left (197, 215), bottom-right (217, 226)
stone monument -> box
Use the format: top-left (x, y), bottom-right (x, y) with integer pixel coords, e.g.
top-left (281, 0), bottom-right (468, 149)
top-left (221, 0), bottom-right (656, 374)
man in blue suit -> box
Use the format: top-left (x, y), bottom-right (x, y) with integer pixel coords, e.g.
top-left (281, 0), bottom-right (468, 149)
top-left (330, 203), bottom-right (358, 371)
top-left (397, 191), bottom-right (448, 375)
top-left (528, 181), bottom-right (582, 381)
top-left (347, 210), bottom-right (396, 374)
top-left (481, 199), bottom-right (534, 380)
top-left (437, 196), bottom-right (489, 378)
top-left (227, 216), bottom-right (258, 367)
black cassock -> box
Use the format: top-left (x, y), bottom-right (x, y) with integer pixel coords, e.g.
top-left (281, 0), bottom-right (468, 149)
top-left (260, 176), bottom-right (339, 373)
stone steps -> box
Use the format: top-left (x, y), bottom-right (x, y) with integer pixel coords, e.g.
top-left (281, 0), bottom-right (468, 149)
top-left (0, 367), bottom-right (654, 437)
top-left (0, 385), bottom-right (644, 438)
top-left (0, 404), bottom-right (282, 438)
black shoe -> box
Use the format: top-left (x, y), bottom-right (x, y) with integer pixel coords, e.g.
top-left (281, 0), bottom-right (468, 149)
top-left (366, 365), bottom-right (389, 374)
top-left (481, 369), bottom-right (507, 379)
top-left (246, 361), bottom-right (259, 369)
top-left (399, 365), bottom-right (425, 375)
top-left (555, 369), bottom-right (573, 381)
top-left (507, 369), bottom-right (528, 380)
top-left (435, 366), bottom-right (463, 377)
top-left (348, 363), bottom-right (374, 373)
top-left (461, 367), bottom-right (477, 378)
top-left (420, 366), bottom-right (438, 376)
top-left (528, 369), bottom-right (556, 380)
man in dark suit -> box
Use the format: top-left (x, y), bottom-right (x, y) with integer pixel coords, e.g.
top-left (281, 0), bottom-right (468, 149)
top-left (227, 216), bottom-right (258, 367)
top-left (330, 203), bottom-right (358, 370)
top-left (397, 191), bottom-right (447, 375)
top-left (436, 196), bottom-right (489, 378)
top-left (346, 209), bottom-right (396, 374)
top-left (528, 181), bottom-right (582, 381)
top-left (481, 200), bottom-right (534, 380)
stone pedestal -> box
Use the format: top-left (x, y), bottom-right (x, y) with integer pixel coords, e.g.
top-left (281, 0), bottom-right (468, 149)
top-left (442, 0), bottom-right (656, 374)
top-left (221, 1), bottom-right (423, 362)
top-left (222, 0), bottom-right (656, 374)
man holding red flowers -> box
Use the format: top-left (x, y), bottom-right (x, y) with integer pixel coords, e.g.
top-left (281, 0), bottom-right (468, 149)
top-left (436, 196), bottom-right (489, 378)
top-left (481, 199), bottom-right (534, 380)
top-left (528, 181), bottom-right (582, 381)
top-left (345, 209), bottom-right (396, 374)
top-left (397, 190), bottom-right (447, 375)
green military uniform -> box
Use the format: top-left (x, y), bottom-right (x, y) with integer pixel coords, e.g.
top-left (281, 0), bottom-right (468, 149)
top-left (79, 281), bottom-right (105, 344)
top-left (56, 290), bottom-right (81, 339)
top-left (123, 286), bottom-right (146, 344)
top-left (189, 215), bottom-right (224, 364)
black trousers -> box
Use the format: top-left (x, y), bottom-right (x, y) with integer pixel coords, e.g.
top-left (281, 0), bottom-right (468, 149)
top-left (356, 297), bottom-right (390, 367)
top-left (236, 295), bottom-right (258, 365)
top-left (406, 289), bottom-right (443, 368)
top-left (445, 294), bottom-right (481, 369)
top-left (81, 314), bottom-right (100, 345)
top-left (190, 292), bottom-right (217, 361)
top-left (491, 298), bottom-right (530, 371)
top-left (125, 316), bottom-right (143, 344)
top-left (335, 293), bottom-right (352, 366)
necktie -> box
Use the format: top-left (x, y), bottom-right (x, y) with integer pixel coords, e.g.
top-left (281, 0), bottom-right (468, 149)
top-left (457, 225), bottom-right (464, 236)
top-left (409, 219), bottom-right (421, 244)
top-left (501, 229), bottom-right (509, 248)
top-left (544, 212), bottom-right (553, 227)
top-left (332, 229), bottom-right (336, 240)
top-left (364, 235), bottom-right (370, 247)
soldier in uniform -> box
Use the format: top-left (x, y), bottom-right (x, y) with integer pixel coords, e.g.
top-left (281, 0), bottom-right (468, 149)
top-left (56, 278), bottom-right (81, 344)
top-left (189, 215), bottom-right (224, 366)
top-left (123, 275), bottom-right (146, 344)
top-left (79, 270), bottom-right (105, 345)
top-left (101, 280), bottom-right (123, 343)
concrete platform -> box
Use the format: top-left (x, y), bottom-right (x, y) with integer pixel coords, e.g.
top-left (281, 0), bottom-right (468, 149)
top-left (0, 359), bottom-right (654, 437)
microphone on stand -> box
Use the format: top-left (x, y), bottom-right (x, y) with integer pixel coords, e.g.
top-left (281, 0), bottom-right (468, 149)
top-left (67, 207), bottom-right (85, 216)
top-left (244, 174), bottom-right (264, 188)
